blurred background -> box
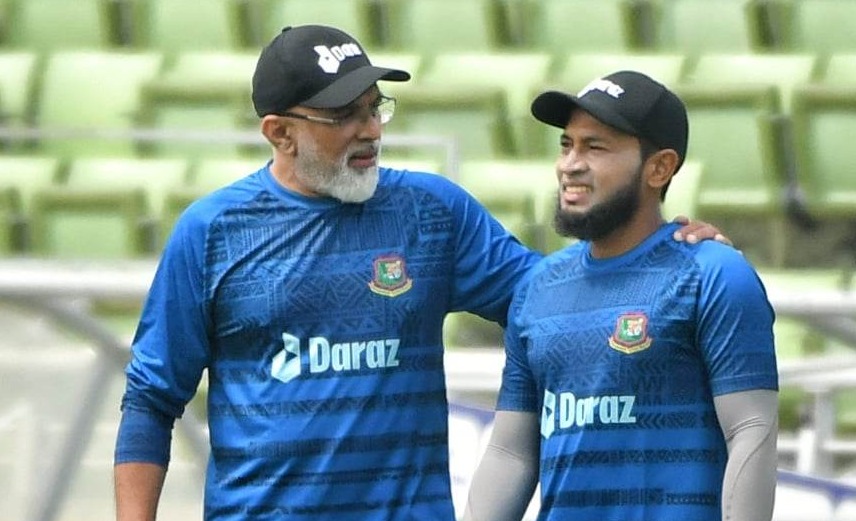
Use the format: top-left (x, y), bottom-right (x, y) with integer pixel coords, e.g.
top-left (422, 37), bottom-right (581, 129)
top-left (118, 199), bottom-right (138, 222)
top-left (0, 0), bottom-right (855, 520)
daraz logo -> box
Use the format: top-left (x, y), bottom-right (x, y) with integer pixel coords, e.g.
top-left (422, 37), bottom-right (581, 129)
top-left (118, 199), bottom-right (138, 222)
top-left (314, 43), bottom-right (363, 74)
top-left (271, 333), bottom-right (401, 383)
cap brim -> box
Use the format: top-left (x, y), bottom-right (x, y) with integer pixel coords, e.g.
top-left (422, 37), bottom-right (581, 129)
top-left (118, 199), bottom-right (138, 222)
top-left (303, 66), bottom-right (410, 108)
top-left (531, 90), bottom-right (637, 135)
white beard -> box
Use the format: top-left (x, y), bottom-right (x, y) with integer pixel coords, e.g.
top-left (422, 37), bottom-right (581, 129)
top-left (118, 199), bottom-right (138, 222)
top-left (295, 140), bottom-right (380, 203)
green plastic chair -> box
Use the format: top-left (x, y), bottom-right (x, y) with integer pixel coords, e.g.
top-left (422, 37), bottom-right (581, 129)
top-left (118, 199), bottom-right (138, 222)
top-left (682, 53), bottom-right (817, 113)
top-left (35, 50), bottom-right (164, 159)
top-left (66, 156), bottom-right (190, 215)
top-left (0, 51), bottom-right (39, 132)
top-left (421, 51), bottom-right (553, 159)
top-left (30, 187), bottom-right (150, 259)
top-left (137, 50), bottom-right (260, 159)
top-left (676, 85), bottom-right (787, 266)
top-left (819, 54), bottom-right (856, 85)
top-left (128, 0), bottom-right (250, 51)
top-left (383, 0), bottom-right (511, 54)
top-left (661, 159), bottom-right (703, 221)
top-left (518, 0), bottom-right (640, 55)
top-left (385, 86), bottom-right (517, 161)
top-left (646, 0), bottom-right (767, 53)
top-left (791, 89), bottom-right (856, 219)
top-left (0, 154), bottom-right (62, 252)
top-left (3, 0), bottom-right (118, 50)
top-left (253, 0), bottom-right (380, 50)
top-left (0, 187), bottom-right (20, 255)
top-left (773, 0), bottom-right (856, 54)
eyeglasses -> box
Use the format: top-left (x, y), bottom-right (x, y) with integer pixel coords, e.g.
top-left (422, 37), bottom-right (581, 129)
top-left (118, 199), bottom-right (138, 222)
top-left (280, 95), bottom-right (396, 127)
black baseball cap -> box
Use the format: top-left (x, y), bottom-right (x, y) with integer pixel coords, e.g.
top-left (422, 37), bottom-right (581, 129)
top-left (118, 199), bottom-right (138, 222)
top-left (531, 70), bottom-right (688, 169)
top-left (252, 25), bottom-right (411, 117)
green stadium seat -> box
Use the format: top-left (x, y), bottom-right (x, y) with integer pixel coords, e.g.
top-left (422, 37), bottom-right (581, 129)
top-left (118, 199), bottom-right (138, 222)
top-left (791, 88), bottom-right (856, 219)
top-left (644, 0), bottom-right (767, 53)
top-left (190, 158), bottom-right (263, 193)
top-left (517, 0), bottom-right (640, 55)
top-left (420, 52), bottom-right (553, 159)
top-left (788, 54), bottom-right (856, 227)
top-left (819, 54), bottom-right (856, 85)
top-left (661, 159), bottom-right (703, 221)
top-left (66, 157), bottom-right (191, 248)
top-left (2, 0), bottom-right (118, 50)
top-left (0, 51), bottom-right (39, 134)
top-left (382, 0), bottom-right (510, 54)
top-left (137, 51), bottom-right (261, 159)
top-left (0, 154), bottom-right (62, 252)
top-left (0, 155), bottom-right (62, 211)
top-left (127, 0), bottom-right (250, 51)
top-left (155, 50), bottom-right (259, 88)
top-left (459, 158), bottom-right (555, 221)
top-left (551, 52), bottom-right (687, 92)
top-left (675, 85), bottom-right (787, 266)
top-left (676, 54), bottom-right (818, 266)
top-left (771, 0), bottom-right (856, 54)
top-left (0, 186), bottom-right (19, 255)
top-left (252, 0), bottom-right (380, 50)
top-left (34, 51), bottom-right (164, 159)
top-left (29, 188), bottom-right (150, 259)
top-left (459, 159), bottom-right (556, 253)
top-left (385, 86), bottom-right (517, 161)
top-left (682, 53), bottom-right (817, 113)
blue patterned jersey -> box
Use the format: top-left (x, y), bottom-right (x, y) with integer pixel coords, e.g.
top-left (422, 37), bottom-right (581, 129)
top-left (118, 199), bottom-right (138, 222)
top-left (122, 163), bottom-right (540, 520)
top-left (498, 223), bottom-right (778, 521)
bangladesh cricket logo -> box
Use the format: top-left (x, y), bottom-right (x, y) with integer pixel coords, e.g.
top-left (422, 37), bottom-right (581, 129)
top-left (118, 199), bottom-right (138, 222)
top-left (368, 255), bottom-right (413, 297)
top-left (608, 312), bottom-right (653, 354)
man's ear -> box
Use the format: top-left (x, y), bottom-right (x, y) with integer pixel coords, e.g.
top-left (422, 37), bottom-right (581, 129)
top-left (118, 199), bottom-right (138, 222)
top-left (646, 149), bottom-right (680, 190)
top-left (261, 115), bottom-right (295, 153)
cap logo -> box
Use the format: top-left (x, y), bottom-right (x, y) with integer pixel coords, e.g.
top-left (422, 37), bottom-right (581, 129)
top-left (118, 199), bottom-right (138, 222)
top-left (314, 43), bottom-right (363, 74)
top-left (578, 78), bottom-right (625, 99)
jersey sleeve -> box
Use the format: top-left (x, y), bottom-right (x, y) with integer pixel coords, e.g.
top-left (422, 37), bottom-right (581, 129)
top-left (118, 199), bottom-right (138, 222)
top-left (496, 266), bottom-right (541, 412)
top-left (696, 244), bottom-right (779, 396)
top-left (121, 205), bottom-right (213, 419)
top-left (443, 177), bottom-right (542, 325)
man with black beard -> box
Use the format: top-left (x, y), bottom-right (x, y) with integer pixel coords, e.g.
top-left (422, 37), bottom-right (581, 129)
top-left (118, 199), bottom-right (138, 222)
top-left (552, 155), bottom-right (643, 241)
top-left (464, 71), bottom-right (779, 521)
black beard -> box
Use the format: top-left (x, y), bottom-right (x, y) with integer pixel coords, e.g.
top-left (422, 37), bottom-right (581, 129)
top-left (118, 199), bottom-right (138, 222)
top-left (553, 167), bottom-right (642, 241)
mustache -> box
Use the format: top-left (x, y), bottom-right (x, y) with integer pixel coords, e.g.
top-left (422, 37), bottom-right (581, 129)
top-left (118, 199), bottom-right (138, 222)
top-left (349, 142), bottom-right (381, 156)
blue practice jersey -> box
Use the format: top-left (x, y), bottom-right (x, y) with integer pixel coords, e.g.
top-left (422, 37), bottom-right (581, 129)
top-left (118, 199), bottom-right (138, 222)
top-left (121, 163), bottom-right (540, 520)
top-left (498, 222), bottom-right (778, 521)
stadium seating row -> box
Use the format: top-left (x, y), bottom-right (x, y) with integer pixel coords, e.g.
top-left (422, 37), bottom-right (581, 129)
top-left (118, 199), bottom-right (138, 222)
top-left (1, 0), bottom-right (855, 56)
top-left (0, 147), bottom-right (840, 272)
top-left (0, 155), bottom-right (266, 259)
top-left (1, 48), bottom-right (854, 261)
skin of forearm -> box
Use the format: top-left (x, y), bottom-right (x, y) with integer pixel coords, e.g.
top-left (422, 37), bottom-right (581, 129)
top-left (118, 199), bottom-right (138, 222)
top-left (114, 462), bottom-right (167, 521)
